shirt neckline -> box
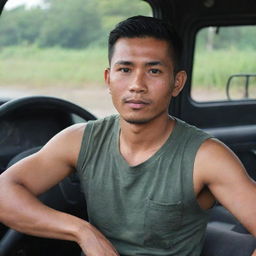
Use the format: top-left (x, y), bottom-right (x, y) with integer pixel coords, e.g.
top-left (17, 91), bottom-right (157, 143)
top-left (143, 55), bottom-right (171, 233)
top-left (113, 116), bottom-right (181, 173)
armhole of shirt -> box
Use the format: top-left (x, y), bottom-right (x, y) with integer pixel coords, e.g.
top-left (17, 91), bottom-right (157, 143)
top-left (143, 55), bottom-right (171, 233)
top-left (75, 115), bottom-right (119, 179)
top-left (76, 120), bottom-right (94, 178)
top-left (183, 130), bottom-right (213, 214)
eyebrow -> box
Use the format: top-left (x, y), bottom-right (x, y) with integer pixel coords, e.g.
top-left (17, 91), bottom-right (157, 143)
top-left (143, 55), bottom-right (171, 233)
top-left (114, 60), bottom-right (166, 67)
top-left (145, 61), bottom-right (166, 67)
top-left (114, 61), bottom-right (133, 66)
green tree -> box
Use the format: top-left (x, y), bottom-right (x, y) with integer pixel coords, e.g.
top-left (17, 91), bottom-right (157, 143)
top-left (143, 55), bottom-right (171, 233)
top-left (38, 0), bottom-right (102, 48)
top-left (196, 26), bottom-right (256, 51)
top-left (0, 0), bottom-right (152, 49)
top-left (0, 6), bottom-right (44, 46)
top-left (98, 0), bottom-right (151, 17)
top-left (96, 0), bottom-right (152, 46)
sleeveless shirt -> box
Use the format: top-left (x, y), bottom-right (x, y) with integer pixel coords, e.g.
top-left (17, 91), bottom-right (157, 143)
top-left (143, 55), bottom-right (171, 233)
top-left (76, 115), bottom-right (212, 256)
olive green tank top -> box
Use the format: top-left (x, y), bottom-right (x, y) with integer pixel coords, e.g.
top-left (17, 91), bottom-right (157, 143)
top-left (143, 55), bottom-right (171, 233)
top-left (76, 115), bottom-right (212, 256)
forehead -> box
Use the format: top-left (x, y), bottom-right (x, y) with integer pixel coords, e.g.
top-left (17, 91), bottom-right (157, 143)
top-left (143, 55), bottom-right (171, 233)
top-left (111, 37), bottom-right (173, 65)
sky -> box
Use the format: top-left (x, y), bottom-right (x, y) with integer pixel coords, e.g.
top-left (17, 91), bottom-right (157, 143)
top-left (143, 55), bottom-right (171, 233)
top-left (4, 0), bottom-right (44, 9)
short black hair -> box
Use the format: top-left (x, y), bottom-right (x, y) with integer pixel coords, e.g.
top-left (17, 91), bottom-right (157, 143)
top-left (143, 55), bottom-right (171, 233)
top-left (108, 15), bottom-right (183, 73)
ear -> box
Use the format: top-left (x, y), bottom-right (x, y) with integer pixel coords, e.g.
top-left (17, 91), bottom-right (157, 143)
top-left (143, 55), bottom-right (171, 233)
top-left (172, 70), bottom-right (187, 97)
top-left (104, 68), bottom-right (110, 85)
top-left (104, 68), bottom-right (111, 93)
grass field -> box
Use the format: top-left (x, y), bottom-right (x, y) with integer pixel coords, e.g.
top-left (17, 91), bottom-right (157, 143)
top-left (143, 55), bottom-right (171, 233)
top-left (193, 48), bottom-right (256, 89)
top-left (1, 46), bottom-right (255, 87)
top-left (0, 46), bottom-right (255, 105)
top-left (0, 46), bottom-right (113, 116)
top-left (0, 46), bottom-right (108, 87)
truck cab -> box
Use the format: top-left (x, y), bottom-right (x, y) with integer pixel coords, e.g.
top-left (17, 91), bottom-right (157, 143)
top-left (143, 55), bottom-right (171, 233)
top-left (0, 0), bottom-right (255, 255)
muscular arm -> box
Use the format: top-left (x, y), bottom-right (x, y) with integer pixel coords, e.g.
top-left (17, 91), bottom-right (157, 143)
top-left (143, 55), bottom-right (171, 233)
top-left (0, 124), bottom-right (85, 239)
top-left (0, 124), bottom-right (119, 255)
top-left (194, 139), bottom-right (256, 237)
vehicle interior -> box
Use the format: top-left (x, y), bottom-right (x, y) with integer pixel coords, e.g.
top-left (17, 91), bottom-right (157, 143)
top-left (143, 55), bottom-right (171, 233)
top-left (0, 0), bottom-right (256, 255)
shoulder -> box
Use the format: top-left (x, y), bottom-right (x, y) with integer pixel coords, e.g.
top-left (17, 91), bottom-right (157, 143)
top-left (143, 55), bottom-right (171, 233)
top-left (50, 114), bottom-right (118, 144)
top-left (88, 114), bottom-right (119, 128)
top-left (175, 118), bottom-right (211, 138)
top-left (38, 123), bottom-right (87, 167)
top-left (51, 122), bottom-right (87, 144)
top-left (174, 118), bottom-right (212, 154)
top-left (194, 138), bottom-right (248, 186)
top-left (196, 138), bottom-right (240, 166)
top-left (57, 115), bottom-right (118, 152)
top-left (81, 114), bottom-right (119, 138)
top-left (193, 139), bottom-right (256, 231)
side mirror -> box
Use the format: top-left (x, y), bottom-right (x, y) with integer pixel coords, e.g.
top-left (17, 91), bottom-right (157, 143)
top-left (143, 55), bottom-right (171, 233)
top-left (226, 74), bottom-right (256, 100)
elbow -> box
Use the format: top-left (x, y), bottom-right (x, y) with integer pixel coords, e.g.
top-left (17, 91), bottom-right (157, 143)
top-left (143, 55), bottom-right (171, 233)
top-left (0, 198), bottom-right (12, 226)
top-left (0, 176), bottom-right (19, 226)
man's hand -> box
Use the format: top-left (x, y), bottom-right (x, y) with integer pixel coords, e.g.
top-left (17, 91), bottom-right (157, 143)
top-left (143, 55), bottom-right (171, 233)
top-left (78, 223), bottom-right (120, 256)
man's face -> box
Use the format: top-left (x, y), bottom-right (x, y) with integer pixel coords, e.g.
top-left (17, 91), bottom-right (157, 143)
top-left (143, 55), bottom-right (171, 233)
top-left (105, 37), bottom-right (186, 124)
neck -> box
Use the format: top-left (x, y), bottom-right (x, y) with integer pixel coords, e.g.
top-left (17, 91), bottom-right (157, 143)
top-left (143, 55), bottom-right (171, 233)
top-left (119, 114), bottom-right (176, 165)
top-left (121, 114), bottom-right (174, 141)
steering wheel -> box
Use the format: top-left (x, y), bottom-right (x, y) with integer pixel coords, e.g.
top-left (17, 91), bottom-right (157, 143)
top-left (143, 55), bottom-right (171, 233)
top-left (0, 96), bottom-right (96, 256)
top-left (0, 95), bottom-right (97, 120)
top-left (0, 95), bottom-right (97, 167)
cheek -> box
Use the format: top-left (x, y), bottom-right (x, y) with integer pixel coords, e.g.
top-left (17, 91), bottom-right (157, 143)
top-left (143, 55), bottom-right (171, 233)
top-left (109, 76), bottom-right (129, 95)
top-left (150, 80), bottom-right (173, 98)
top-left (108, 81), bottom-right (124, 103)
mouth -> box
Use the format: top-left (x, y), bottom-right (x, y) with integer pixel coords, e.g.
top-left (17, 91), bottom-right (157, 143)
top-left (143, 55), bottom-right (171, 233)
top-left (123, 98), bottom-right (151, 110)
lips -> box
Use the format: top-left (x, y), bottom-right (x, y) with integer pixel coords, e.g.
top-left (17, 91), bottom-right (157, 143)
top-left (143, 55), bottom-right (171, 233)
top-left (124, 98), bottom-right (151, 109)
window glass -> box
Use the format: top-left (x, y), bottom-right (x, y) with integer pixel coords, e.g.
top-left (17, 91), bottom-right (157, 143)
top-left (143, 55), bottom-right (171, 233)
top-left (191, 25), bottom-right (256, 102)
top-left (0, 0), bottom-right (152, 117)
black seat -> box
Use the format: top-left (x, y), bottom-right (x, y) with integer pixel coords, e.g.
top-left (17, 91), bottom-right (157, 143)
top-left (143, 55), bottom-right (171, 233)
top-left (202, 224), bottom-right (256, 256)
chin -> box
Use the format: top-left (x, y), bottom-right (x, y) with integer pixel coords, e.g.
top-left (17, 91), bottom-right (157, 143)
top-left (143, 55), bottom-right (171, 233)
top-left (124, 118), bottom-right (150, 125)
top-left (120, 110), bottom-right (166, 125)
top-left (122, 113), bottom-right (155, 125)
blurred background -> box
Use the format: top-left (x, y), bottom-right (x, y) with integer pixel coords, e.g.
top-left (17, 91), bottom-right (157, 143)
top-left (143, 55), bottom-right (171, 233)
top-left (0, 0), bottom-right (255, 117)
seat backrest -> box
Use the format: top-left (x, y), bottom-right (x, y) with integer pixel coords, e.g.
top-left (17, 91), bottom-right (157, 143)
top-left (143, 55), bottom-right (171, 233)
top-left (201, 225), bottom-right (256, 256)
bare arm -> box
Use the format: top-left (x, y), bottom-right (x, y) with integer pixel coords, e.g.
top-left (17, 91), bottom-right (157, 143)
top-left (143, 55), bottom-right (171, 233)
top-left (194, 139), bottom-right (256, 237)
top-left (0, 124), bottom-right (119, 255)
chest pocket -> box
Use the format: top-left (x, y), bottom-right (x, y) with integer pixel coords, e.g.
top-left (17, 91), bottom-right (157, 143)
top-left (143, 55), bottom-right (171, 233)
top-left (144, 199), bottom-right (183, 249)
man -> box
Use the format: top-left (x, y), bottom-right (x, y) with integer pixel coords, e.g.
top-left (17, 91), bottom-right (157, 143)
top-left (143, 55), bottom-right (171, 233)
top-left (0, 16), bottom-right (256, 256)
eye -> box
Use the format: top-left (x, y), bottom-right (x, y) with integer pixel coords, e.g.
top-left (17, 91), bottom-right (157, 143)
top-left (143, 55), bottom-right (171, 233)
top-left (119, 67), bottom-right (131, 73)
top-left (149, 69), bottom-right (162, 74)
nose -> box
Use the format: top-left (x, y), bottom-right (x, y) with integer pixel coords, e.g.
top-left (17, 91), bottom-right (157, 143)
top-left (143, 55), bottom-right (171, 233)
top-left (129, 71), bottom-right (147, 93)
